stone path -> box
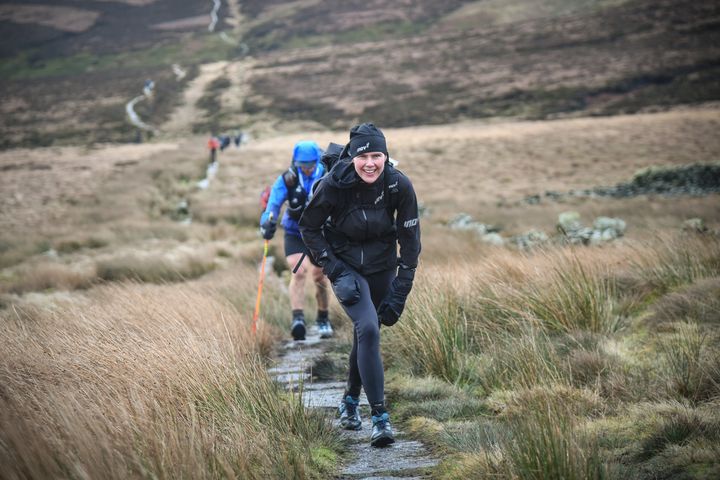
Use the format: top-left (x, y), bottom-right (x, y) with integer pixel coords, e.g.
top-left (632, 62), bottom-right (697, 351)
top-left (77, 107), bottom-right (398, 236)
top-left (269, 325), bottom-right (438, 479)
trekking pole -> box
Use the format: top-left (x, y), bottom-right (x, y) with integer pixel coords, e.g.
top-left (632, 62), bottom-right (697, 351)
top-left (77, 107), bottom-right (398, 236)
top-left (252, 213), bottom-right (273, 335)
top-left (292, 252), bottom-right (306, 274)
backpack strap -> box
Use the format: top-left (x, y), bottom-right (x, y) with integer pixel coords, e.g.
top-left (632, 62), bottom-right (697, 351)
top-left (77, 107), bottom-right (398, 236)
top-left (282, 166), bottom-right (298, 190)
top-left (384, 164), bottom-right (400, 220)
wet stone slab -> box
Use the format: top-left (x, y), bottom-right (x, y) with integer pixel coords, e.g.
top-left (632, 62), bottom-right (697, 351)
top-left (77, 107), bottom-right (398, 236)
top-left (278, 345), bottom-right (324, 363)
top-left (273, 371), bottom-right (311, 384)
top-left (302, 380), bottom-right (346, 391)
top-left (341, 439), bottom-right (439, 476)
top-left (267, 364), bottom-right (306, 375)
top-left (358, 477), bottom-right (424, 480)
top-left (302, 384), bottom-right (368, 408)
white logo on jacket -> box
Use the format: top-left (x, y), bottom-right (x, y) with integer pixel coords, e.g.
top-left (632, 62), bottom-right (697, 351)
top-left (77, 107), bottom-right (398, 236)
top-left (403, 218), bottom-right (418, 228)
top-left (374, 190), bottom-right (384, 205)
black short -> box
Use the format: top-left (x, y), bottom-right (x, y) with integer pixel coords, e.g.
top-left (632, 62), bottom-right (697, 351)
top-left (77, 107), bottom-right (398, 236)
top-left (284, 232), bottom-right (319, 267)
top-left (284, 232), bottom-right (308, 257)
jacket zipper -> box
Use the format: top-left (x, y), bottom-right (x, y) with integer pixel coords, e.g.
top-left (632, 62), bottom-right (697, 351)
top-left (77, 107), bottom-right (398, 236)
top-left (361, 209), bottom-right (367, 265)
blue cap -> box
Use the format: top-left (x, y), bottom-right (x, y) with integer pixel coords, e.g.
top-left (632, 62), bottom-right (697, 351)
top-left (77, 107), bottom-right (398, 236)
top-left (293, 140), bottom-right (322, 163)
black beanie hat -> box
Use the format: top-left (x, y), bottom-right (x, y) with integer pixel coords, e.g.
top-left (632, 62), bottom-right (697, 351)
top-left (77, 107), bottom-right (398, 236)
top-left (347, 123), bottom-right (388, 159)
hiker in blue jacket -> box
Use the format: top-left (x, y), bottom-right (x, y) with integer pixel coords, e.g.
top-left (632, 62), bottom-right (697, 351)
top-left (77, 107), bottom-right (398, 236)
top-left (260, 140), bottom-right (332, 340)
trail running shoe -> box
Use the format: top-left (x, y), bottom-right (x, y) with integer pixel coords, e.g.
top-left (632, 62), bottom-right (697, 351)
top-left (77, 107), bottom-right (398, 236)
top-left (317, 319), bottom-right (333, 339)
top-left (370, 412), bottom-right (395, 448)
top-left (338, 396), bottom-right (362, 431)
top-left (291, 317), bottom-right (306, 341)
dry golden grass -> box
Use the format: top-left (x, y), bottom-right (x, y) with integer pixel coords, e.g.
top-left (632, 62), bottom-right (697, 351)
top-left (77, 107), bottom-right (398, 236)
top-left (0, 278), bottom-right (339, 479)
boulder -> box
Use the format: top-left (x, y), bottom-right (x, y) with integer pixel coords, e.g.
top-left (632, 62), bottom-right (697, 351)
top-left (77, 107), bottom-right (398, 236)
top-left (682, 218), bottom-right (707, 233)
top-left (558, 211), bottom-right (583, 233)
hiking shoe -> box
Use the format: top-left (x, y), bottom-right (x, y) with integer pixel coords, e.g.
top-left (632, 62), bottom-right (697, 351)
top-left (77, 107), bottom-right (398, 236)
top-left (370, 412), bottom-right (395, 447)
top-left (317, 319), bottom-right (333, 339)
top-left (338, 396), bottom-right (362, 431)
top-left (291, 318), bottom-right (306, 341)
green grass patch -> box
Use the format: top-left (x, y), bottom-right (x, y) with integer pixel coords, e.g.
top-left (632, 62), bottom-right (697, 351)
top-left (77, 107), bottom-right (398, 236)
top-left (0, 34), bottom-right (236, 80)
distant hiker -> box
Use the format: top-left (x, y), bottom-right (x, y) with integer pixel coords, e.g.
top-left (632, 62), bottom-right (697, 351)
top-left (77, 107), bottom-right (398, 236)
top-left (259, 140), bottom-right (332, 340)
top-left (143, 79), bottom-right (154, 97)
top-left (299, 123), bottom-right (421, 447)
top-left (233, 129), bottom-right (243, 147)
top-left (220, 134), bottom-right (231, 152)
top-left (208, 136), bottom-right (220, 164)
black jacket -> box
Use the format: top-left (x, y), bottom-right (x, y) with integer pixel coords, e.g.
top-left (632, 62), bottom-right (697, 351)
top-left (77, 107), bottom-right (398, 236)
top-left (299, 159), bottom-right (421, 275)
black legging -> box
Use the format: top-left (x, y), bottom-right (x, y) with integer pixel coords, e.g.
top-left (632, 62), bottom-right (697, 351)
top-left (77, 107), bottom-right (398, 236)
top-left (341, 268), bottom-right (396, 405)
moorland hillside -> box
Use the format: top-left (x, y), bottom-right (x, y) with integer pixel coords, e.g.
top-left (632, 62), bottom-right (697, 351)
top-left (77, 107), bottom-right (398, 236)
top-left (1, 0), bottom-right (719, 147)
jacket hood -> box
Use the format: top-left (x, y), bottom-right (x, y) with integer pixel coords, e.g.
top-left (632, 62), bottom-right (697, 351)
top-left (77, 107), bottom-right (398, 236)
top-left (326, 159), bottom-right (360, 189)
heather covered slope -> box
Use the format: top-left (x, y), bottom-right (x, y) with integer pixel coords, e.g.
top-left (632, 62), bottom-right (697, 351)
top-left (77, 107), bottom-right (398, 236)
top-left (240, 0), bottom-right (720, 128)
top-left (1, 0), bottom-right (719, 147)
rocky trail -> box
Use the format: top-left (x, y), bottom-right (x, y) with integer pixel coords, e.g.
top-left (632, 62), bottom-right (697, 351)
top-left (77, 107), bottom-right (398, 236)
top-left (269, 327), bottom-right (439, 479)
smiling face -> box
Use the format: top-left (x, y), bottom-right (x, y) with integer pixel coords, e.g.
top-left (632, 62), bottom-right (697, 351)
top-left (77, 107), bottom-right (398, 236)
top-left (352, 151), bottom-right (386, 184)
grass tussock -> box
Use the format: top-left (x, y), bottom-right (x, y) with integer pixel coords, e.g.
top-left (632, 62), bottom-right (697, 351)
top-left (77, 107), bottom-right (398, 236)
top-left (511, 259), bottom-right (620, 334)
top-left (95, 250), bottom-right (216, 283)
top-left (433, 401), bottom-right (607, 480)
top-left (2, 261), bottom-right (97, 294)
top-left (54, 234), bottom-right (110, 254)
top-left (658, 322), bottom-right (720, 402)
top-left (630, 234), bottom-right (720, 295)
top-left (387, 276), bottom-right (473, 383)
top-left (488, 384), bottom-right (606, 419)
top-left (649, 277), bottom-right (720, 326)
top-left (504, 403), bottom-right (607, 480)
top-left (474, 329), bottom-right (567, 391)
top-left (0, 282), bottom-right (340, 479)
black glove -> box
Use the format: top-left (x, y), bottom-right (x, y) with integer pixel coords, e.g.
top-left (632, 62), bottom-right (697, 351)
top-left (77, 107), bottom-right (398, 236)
top-left (260, 218), bottom-right (276, 240)
top-left (323, 258), bottom-right (360, 306)
top-left (377, 267), bottom-right (414, 326)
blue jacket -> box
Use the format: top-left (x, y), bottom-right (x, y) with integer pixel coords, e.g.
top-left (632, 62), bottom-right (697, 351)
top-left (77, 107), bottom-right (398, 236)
top-left (261, 163), bottom-right (326, 237)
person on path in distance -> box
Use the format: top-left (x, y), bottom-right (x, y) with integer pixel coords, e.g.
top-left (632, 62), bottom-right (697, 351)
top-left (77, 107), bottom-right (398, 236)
top-left (260, 140), bottom-right (333, 340)
top-left (299, 123), bottom-right (421, 447)
top-left (208, 135), bottom-right (220, 164)
top-left (219, 134), bottom-right (231, 152)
